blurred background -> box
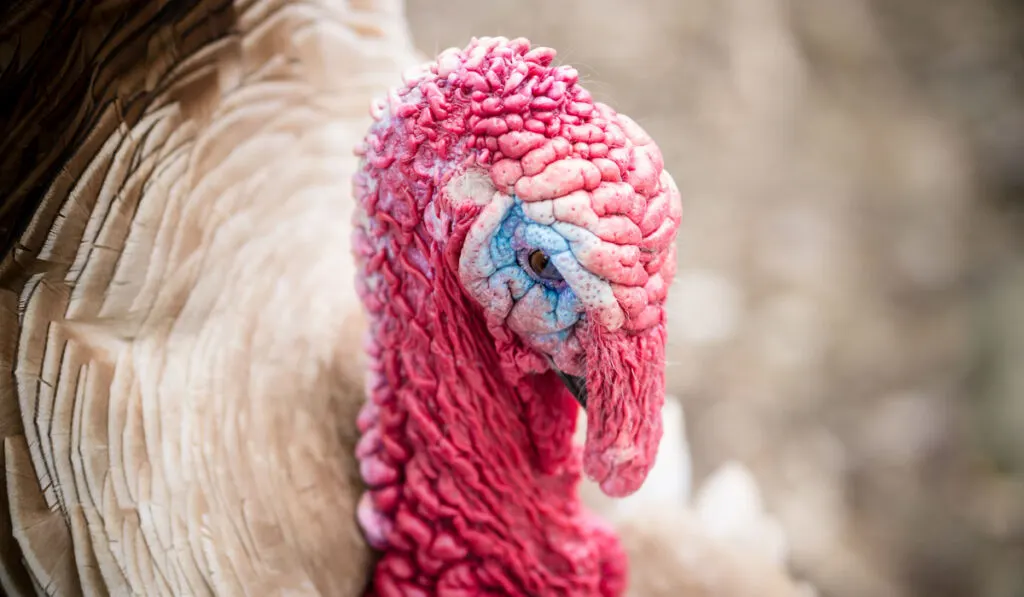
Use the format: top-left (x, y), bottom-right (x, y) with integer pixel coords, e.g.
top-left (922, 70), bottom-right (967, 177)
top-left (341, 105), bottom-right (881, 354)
top-left (406, 1), bottom-right (1023, 596)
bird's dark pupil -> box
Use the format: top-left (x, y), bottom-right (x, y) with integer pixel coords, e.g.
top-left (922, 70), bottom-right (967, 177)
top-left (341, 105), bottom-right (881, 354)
top-left (529, 250), bottom-right (549, 274)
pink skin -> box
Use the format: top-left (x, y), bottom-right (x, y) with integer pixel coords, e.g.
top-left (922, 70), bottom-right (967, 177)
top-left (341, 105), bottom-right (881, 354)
top-left (353, 37), bottom-right (682, 596)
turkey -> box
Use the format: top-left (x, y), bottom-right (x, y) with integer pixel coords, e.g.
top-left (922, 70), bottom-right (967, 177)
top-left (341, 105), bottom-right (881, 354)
top-left (351, 34), bottom-right (682, 596)
top-left (1, 1), bottom-right (806, 596)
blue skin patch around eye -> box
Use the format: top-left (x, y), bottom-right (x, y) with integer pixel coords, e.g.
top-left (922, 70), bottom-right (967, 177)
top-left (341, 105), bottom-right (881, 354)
top-left (488, 199), bottom-right (583, 340)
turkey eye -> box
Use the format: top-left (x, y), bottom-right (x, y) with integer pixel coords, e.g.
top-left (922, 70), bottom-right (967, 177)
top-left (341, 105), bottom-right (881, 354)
top-left (527, 250), bottom-right (562, 281)
top-left (528, 250), bottom-right (549, 273)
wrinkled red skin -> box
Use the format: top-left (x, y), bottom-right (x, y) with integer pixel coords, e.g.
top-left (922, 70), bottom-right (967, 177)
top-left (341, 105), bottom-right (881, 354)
top-left (352, 37), bottom-right (677, 596)
top-left (352, 253), bottom-right (628, 596)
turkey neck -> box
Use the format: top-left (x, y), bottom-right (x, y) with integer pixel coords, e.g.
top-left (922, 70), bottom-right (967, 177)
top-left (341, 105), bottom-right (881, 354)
top-left (354, 239), bottom-right (625, 595)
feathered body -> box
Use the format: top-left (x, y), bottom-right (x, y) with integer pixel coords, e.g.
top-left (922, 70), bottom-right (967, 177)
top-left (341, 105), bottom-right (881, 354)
top-left (0, 2), bottom-right (420, 594)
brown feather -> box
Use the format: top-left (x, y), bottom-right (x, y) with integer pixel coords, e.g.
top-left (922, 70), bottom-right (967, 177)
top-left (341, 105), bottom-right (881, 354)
top-left (1, 1), bottom-right (420, 594)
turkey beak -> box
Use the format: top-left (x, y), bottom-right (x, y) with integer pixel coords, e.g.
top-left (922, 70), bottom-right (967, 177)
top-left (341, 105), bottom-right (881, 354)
top-left (553, 368), bottom-right (587, 409)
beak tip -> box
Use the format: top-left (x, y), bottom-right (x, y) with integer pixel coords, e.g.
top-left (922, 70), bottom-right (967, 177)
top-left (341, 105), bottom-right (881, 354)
top-left (553, 368), bottom-right (587, 410)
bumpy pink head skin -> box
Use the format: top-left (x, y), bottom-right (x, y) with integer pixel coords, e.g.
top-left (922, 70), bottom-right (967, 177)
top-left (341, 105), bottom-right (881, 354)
top-left (491, 100), bottom-right (679, 334)
top-left (444, 41), bottom-right (680, 334)
top-left (425, 38), bottom-right (683, 497)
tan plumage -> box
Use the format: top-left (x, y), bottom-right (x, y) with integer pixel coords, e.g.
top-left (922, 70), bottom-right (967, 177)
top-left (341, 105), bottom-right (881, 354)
top-left (1, 1), bottom-right (811, 596)
top-left (1, 1), bottom-right (419, 594)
